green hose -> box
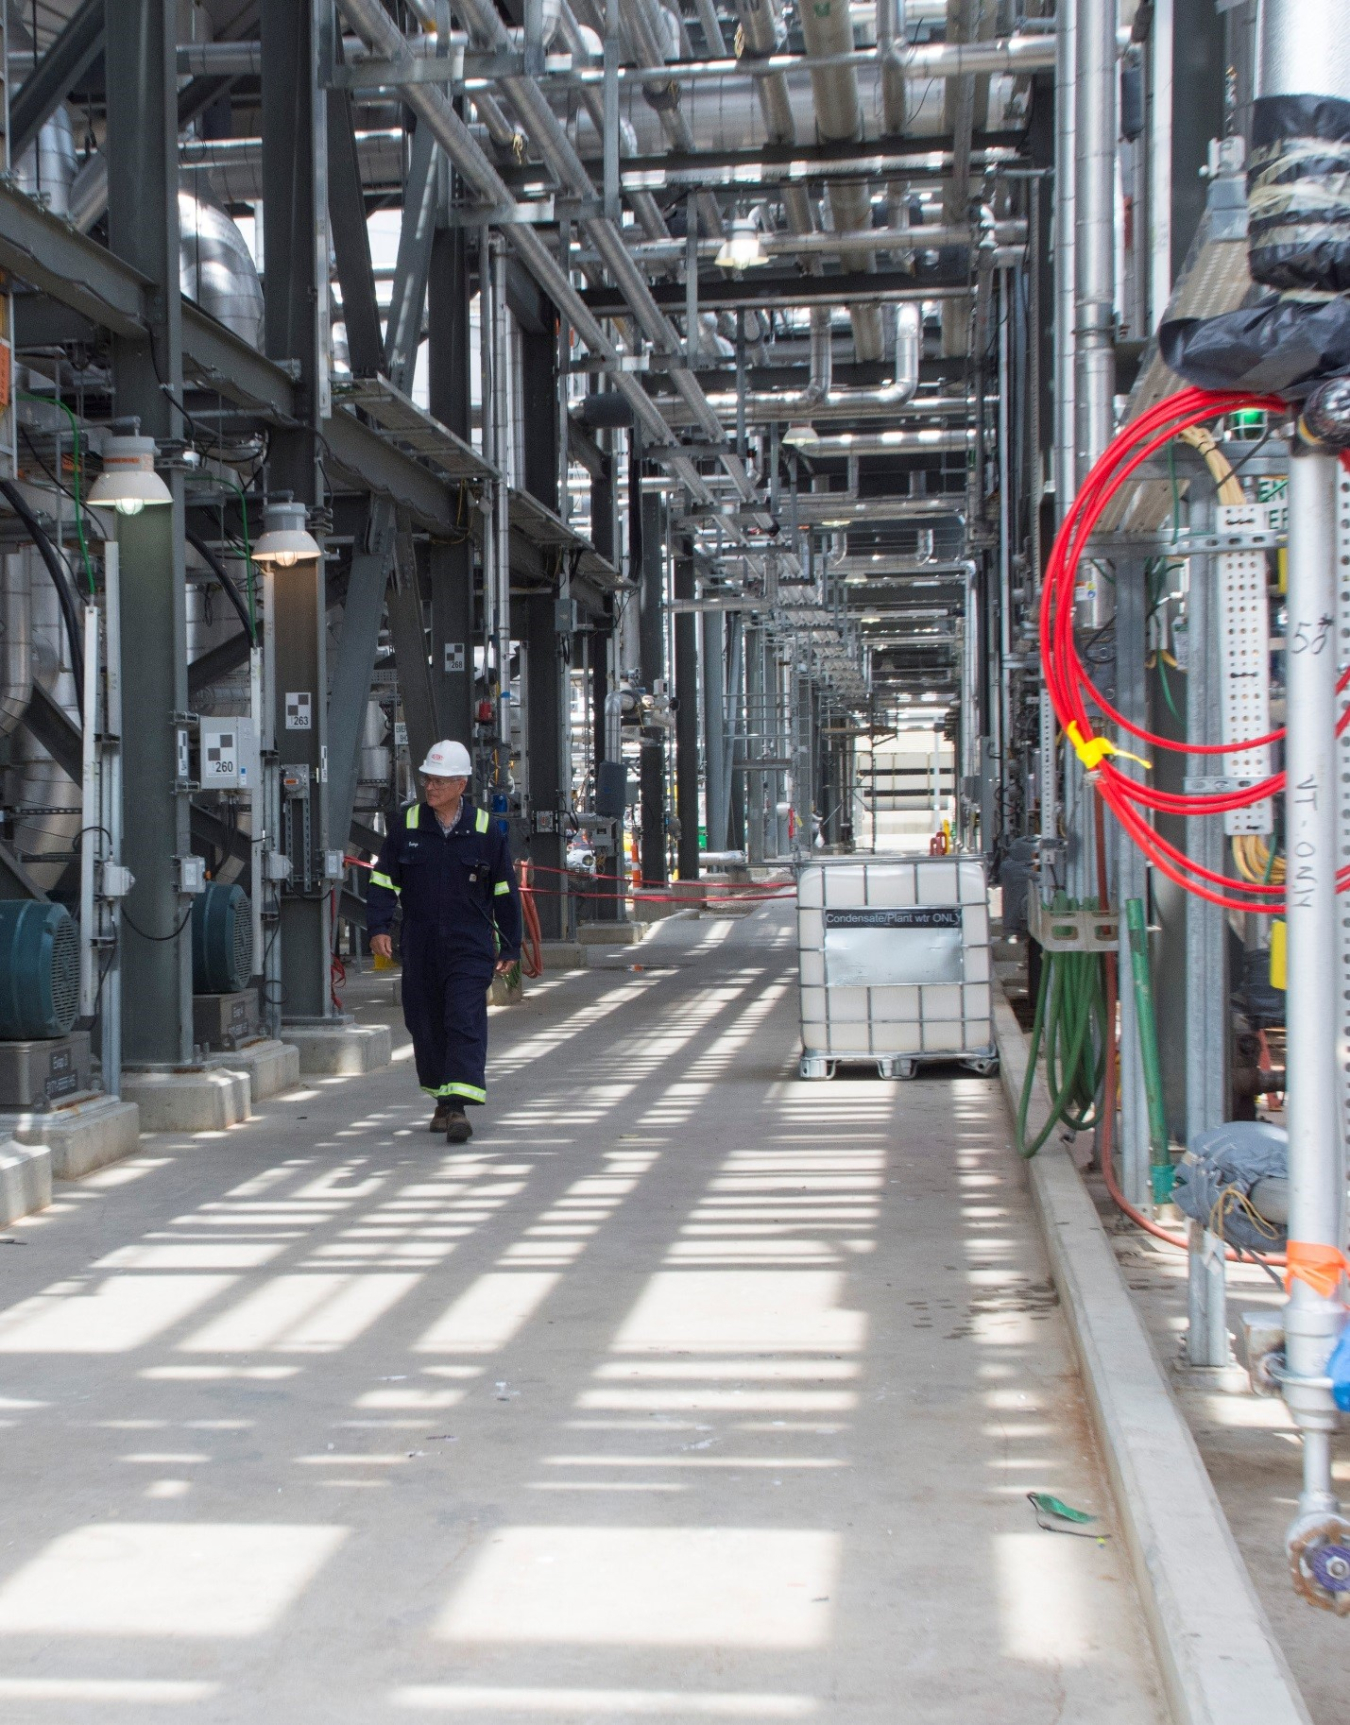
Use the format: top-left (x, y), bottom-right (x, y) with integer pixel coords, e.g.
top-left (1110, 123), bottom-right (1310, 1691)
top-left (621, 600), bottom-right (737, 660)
top-left (1124, 897), bottom-right (1173, 1201)
top-left (1016, 894), bottom-right (1109, 1158)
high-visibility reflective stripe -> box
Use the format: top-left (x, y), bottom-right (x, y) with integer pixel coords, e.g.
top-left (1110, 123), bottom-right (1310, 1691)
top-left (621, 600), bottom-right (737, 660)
top-left (405, 803), bottom-right (421, 829)
top-left (493, 879), bottom-right (511, 896)
top-left (422, 1082), bottom-right (487, 1103)
top-left (370, 871), bottom-right (399, 893)
top-left (475, 807), bottom-right (489, 833)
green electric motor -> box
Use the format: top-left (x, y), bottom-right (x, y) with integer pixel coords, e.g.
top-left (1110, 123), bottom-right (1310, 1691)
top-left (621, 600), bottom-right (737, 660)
top-left (0, 900), bottom-right (80, 1039)
top-left (191, 881), bottom-right (254, 994)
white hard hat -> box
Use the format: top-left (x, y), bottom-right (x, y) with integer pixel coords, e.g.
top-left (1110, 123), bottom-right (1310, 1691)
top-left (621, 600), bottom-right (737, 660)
top-left (418, 739), bottom-right (473, 777)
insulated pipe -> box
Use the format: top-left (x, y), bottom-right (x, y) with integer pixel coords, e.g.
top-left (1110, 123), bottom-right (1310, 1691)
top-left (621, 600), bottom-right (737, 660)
top-left (335, 0), bottom-right (717, 505)
top-left (1280, 449), bottom-right (1347, 1535)
top-left (1248, 0), bottom-right (1350, 294)
top-left (648, 300), bottom-right (921, 423)
top-left (798, 425), bottom-right (975, 456)
top-left (378, 0), bottom-right (756, 502)
top-left (731, 0), bottom-right (817, 249)
top-left (617, 0), bottom-right (723, 235)
top-left (568, 219), bottom-right (1026, 266)
top-left (797, 0), bottom-right (884, 361)
top-left (554, 3), bottom-right (669, 239)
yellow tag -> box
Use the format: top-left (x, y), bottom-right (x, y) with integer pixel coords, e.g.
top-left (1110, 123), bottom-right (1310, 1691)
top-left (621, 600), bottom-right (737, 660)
top-left (1269, 919), bottom-right (1286, 991)
top-left (1065, 720), bottom-right (1152, 774)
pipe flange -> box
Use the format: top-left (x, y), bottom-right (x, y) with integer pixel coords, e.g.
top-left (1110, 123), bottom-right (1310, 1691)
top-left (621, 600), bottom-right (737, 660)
top-left (1288, 1515), bottom-right (1350, 1613)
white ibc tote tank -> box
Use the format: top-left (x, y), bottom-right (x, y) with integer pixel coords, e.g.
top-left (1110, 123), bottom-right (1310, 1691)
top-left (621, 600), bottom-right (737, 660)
top-left (795, 856), bottom-right (997, 1080)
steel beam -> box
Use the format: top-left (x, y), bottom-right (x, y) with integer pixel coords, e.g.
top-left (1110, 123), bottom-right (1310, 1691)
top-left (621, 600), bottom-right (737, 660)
top-left (10, 0), bottom-right (104, 163)
top-left (327, 81), bottom-right (385, 378)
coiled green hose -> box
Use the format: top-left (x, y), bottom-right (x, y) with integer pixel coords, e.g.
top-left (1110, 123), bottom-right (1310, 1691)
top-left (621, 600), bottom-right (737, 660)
top-left (1016, 895), bottom-right (1108, 1158)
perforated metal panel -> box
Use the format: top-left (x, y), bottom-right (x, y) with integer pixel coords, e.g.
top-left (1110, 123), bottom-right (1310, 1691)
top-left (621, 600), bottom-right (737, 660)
top-left (1216, 501), bottom-right (1277, 835)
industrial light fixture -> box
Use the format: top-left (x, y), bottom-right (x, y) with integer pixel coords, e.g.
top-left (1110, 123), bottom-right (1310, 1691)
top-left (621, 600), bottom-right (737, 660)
top-left (252, 498), bottom-right (323, 570)
top-left (782, 423), bottom-right (819, 448)
top-left (87, 426), bottom-right (172, 516)
top-left (715, 215), bottom-right (767, 272)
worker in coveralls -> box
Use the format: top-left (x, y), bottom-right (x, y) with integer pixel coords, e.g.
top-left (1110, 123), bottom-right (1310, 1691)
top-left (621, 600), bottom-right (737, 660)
top-left (367, 741), bottom-right (522, 1143)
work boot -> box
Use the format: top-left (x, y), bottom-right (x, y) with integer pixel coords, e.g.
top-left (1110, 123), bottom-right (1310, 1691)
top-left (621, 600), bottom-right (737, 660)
top-left (444, 1099), bottom-right (473, 1144)
top-left (429, 1100), bottom-right (451, 1132)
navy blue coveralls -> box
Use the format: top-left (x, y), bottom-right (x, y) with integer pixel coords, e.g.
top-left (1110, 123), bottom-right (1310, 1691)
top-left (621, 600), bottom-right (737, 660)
top-left (366, 800), bottom-right (522, 1106)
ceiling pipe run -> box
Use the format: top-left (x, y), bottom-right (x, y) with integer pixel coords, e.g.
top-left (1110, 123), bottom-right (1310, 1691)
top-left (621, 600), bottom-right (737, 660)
top-left (798, 0), bottom-right (883, 361)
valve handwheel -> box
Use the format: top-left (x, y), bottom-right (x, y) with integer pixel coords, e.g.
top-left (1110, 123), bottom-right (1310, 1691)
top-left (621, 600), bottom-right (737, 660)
top-left (1288, 1516), bottom-right (1350, 1614)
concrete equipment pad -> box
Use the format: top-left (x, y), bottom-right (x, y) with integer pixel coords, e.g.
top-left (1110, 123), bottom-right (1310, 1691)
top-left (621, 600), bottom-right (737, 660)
top-left (0, 1138), bottom-right (50, 1224)
top-left (0, 1094), bottom-right (141, 1180)
top-left (0, 907), bottom-right (1166, 1723)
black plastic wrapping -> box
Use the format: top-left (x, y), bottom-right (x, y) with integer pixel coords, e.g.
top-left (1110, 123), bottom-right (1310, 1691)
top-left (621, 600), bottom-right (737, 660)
top-left (1248, 93), bottom-right (1350, 294)
top-left (1159, 295), bottom-right (1350, 396)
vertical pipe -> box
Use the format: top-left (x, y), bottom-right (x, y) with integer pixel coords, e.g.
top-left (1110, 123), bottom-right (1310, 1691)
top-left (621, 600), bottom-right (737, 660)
top-left (1074, 0), bottom-right (1116, 502)
top-left (1185, 493), bottom-right (1228, 1366)
top-left (1282, 449), bottom-right (1346, 1519)
top-left (1148, 0), bottom-right (1174, 329)
top-left (1054, 0), bottom-right (1077, 513)
top-left (492, 237), bottom-right (512, 756)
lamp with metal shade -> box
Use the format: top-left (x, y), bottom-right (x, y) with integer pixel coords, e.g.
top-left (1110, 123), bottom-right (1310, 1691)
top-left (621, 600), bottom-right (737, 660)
top-left (87, 430), bottom-right (173, 516)
top-left (251, 499), bottom-right (322, 570)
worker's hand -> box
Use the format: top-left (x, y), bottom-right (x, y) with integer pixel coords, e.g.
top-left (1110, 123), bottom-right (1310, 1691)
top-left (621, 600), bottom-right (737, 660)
top-left (495, 956), bottom-right (517, 975)
top-left (370, 934), bottom-right (393, 960)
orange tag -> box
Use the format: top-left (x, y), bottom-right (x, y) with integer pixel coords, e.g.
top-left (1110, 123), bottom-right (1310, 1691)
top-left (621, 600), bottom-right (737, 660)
top-left (0, 341), bottom-right (11, 412)
top-left (1284, 1241), bottom-right (1350, 1300)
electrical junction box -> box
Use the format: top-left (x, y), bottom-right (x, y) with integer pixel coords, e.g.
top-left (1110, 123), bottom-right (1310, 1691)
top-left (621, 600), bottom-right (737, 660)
top-left (193, 990), bottom-right (259, 1053)
top-left (263, 850), bottom-right (292, 883)
top-left (99, 862), bottom-right (134, 900)
top-left (0, 1031), bottom-right (93, 1111)
top-left (796, 857), bottom-right (994, 1075)
top-left (176, 855), bottom-right (207, 895)
top-left (324, 850), bottom-right (345, 880)
top-left (199, 717), bottom-right (259, 790)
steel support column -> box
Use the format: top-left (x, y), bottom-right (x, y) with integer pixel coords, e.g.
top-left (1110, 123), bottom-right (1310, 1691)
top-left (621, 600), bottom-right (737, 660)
top-left (638, 490), bottom-right (667, 885)
top-left (1115, 559), bottom-right (1151, 1210)
top-left (1185, 495), bottom-right (1228, 1365)
top-left (744, 623), bottom-right (765, 864)
top-left (429, 217), bottom-right (475, 744)
top-left (263, 0), bottom-right (331, 1021)
top-left (107, 0), bottom-right (191, 1066)
top-left (673, 537), bottom-right (699, 879)
top-left (525, 590), bottom-right (567, 938)
top-left (701, 605), bottom-right (727, 853)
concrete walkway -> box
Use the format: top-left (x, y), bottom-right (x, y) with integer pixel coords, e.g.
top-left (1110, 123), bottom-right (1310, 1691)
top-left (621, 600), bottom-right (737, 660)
top-left (0, 908), bottom-right (1165, 1723)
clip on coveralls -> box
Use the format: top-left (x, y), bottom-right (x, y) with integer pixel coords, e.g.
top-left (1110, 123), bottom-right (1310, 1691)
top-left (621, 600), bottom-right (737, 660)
top-left (366, 801), bottom-right (522, 1109)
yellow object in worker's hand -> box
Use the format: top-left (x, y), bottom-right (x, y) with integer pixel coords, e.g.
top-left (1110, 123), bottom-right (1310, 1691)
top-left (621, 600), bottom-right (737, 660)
top-left (1269, 919), bottom-right (1286, 992)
